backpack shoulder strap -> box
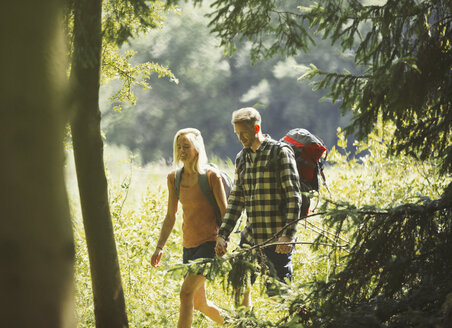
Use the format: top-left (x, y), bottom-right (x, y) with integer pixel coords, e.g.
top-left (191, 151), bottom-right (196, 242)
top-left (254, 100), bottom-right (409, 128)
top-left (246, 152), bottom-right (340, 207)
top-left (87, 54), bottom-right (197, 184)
top-left (198, 169), bottom-right (222, 226)
top-left (174, 167), bottom-right (183, 199)
top-left (269, 140), bottom-right (292, 167)
top-left (234, 150), bottom-right (247, 185)
top-left (235, 150), bottom-right (246, 169)
top-left (269, 141), bottom-right (297, 189)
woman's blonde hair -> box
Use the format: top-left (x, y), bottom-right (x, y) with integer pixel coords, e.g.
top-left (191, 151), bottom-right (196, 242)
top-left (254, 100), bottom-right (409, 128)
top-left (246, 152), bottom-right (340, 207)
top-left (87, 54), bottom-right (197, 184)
top-left (173, 128), bottom-right (208, 173)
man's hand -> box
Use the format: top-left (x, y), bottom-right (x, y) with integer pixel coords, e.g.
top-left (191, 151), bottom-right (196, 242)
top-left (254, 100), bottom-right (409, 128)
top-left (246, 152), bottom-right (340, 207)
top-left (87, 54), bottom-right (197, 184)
top-left (215, 236), bottom-right (228, 257)
top-left (275, 236), bottom-right (293, 254)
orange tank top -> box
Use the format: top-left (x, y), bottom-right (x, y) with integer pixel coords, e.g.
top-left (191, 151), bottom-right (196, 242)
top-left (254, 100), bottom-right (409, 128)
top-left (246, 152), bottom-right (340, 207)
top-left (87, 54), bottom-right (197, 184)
top-left (170, 172), bottom-right (219, 248)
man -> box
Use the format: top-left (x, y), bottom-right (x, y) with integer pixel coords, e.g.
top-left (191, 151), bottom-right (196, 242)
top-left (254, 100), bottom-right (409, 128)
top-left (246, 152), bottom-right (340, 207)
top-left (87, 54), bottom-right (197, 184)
top-left (215, 107), bottom-right (302, 306)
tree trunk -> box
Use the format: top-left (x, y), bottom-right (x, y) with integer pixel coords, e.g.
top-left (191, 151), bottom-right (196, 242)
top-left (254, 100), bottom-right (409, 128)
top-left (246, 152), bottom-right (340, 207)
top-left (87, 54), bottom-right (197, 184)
top-left (70, 0), bottom-right (129, 327)
top-left (0, 1), bottom-right (74, 327)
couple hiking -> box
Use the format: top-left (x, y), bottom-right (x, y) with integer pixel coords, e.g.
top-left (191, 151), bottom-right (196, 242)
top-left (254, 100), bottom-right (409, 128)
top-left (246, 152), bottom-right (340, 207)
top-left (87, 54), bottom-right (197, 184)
top-left (151, 107), bottom-right (303, 327)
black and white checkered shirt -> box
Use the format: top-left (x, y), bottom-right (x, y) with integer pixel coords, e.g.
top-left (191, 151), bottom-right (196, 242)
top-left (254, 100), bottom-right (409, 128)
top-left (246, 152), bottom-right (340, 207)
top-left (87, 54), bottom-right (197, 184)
top-left (219, 137), bottom-right (302, 245)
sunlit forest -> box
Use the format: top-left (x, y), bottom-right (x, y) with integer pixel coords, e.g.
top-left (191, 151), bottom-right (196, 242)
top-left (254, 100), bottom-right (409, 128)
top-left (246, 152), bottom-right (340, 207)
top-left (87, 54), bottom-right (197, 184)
top-left (2, 0), bottom-right (450, 327)
top-left (68, 125), bottom-right (450, 327)
top-left (99, 1), bottom-right (354, 163)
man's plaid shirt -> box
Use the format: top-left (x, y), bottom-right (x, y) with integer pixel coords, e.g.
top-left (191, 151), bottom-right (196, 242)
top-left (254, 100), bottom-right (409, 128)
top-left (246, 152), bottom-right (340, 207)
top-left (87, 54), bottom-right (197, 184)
top-left (218, 137), bottom-right (302, 245)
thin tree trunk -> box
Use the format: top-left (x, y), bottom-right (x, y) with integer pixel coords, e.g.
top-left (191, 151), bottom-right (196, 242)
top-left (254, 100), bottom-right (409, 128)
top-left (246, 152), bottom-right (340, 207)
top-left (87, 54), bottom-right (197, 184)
top-left (70, 0), bottom-right (128, 327)
top-left (0, 1), bottom-right (74, 327)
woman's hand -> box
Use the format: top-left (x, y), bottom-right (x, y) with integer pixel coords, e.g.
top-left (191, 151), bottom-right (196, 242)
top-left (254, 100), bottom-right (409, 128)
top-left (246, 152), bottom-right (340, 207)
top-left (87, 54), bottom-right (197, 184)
top-left (151, 247), bottom-right (163, 267)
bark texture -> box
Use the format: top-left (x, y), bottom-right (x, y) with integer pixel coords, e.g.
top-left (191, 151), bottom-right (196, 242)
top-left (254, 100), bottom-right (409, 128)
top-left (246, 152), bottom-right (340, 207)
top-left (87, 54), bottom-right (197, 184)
top-left (0, 1), bottom-right (75, 327)
top-left (70, 0), bottom-right (128, 326)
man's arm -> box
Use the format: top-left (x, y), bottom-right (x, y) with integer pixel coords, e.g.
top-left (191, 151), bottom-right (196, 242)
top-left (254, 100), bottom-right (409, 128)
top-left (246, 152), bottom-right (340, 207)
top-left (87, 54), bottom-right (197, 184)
top-left (278, 146), bottom-right (302, 240)
top-left (215, 153), bottom-right (245, 256)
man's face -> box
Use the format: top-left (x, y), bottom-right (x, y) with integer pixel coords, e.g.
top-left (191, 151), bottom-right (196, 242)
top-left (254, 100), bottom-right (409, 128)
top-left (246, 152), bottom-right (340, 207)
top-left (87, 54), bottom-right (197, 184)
top-left (234, 122), bottom-right (256, 149)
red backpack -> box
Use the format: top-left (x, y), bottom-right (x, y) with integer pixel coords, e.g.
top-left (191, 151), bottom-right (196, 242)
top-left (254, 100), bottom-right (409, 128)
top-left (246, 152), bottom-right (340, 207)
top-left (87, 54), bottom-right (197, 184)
top-left (280, 128), bottom-right (328, 192)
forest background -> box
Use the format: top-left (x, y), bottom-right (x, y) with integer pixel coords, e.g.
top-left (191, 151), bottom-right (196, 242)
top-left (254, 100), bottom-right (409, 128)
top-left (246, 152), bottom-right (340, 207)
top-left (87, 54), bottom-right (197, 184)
top-left (79, 0), bottom-right (451, 327)
top-left (100, 1), bottom-right (354, 164)
top-left (2, 0), bottom-right (450, 327)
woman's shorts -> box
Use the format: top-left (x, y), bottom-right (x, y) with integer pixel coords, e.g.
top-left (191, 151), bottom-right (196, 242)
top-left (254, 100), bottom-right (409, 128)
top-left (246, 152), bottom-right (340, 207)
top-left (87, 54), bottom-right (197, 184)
top-left (183, 241), bottom-right (216, 264)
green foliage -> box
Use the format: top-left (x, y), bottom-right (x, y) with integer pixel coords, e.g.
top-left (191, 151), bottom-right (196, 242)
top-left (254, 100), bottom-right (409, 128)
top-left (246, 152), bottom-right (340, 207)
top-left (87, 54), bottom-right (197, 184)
top-left (207, 0), bottom-right (314, 63)
top-left (68, 1), bottom-right (452, 326)
top-left (174, 0), bottom-right (451, 173)
top-left (102, 1), bottom-right (354, 163)
top-left (327, 119), bottom-right (447, 207)
top-left (102, 0), bottom-right (168, 45)
top-left (296, 121), bottom-right (452, 327)
top-left (298, 0), bottom-right (452, 173)
top-left (101, 0), bottom-right (180, 109)
top-left (102, 44), bottom-right (178, 111)
top-left (73, 162), bottom-right (182, 327)
top-left (66, 0), bottom-right (179, 110)
top-left (71, 120), bottom-right (450, 326)
top-left (70, 154), bottom-right (322, 327)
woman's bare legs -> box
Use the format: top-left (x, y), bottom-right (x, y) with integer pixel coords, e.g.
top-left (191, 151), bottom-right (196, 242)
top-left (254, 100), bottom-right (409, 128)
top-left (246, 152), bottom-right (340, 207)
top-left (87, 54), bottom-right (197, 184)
top-left (178, 273), bottom-right (224, 328)
top-left (193, 279), bottom-right (224, 324)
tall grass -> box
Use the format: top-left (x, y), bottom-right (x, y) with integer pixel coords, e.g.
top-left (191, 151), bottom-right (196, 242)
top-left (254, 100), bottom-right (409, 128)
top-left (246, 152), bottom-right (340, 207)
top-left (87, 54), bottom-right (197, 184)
top-left (66, 144), bottom-right (324, 327)
top-left (67, 129), bottom-right (449, 327)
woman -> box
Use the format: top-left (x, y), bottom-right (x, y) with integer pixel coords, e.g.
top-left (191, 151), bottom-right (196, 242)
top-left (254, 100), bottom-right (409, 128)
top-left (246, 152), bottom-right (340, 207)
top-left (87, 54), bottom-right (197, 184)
top-left (151, 128), bottom-right (226, 328)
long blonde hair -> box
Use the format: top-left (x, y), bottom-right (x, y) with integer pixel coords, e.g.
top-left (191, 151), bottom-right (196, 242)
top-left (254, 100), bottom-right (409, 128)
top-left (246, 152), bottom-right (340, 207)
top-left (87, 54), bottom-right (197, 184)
top-left (173, 128), bottom-right (208, 173)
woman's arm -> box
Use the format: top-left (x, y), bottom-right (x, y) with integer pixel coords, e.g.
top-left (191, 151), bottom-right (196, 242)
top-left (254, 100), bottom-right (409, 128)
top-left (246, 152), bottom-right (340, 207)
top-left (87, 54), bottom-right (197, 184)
top-left (151, 173), bottom-right (178, 267)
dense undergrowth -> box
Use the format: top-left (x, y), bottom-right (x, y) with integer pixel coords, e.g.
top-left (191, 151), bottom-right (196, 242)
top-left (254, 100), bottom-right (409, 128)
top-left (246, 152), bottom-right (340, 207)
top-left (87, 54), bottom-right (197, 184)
top-left (68, 123), bottom-right (450, 327)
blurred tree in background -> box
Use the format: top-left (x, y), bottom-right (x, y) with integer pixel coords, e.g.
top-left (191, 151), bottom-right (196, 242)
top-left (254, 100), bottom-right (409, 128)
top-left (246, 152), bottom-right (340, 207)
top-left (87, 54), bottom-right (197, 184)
top-left (101, 1), bottom-right (354, 163)
top-left (66, 0), bottom-right (177, 326)
top-left (187, 0), bottom-right (451, 173)
top-left (1, 1), bottom-right (74, 327)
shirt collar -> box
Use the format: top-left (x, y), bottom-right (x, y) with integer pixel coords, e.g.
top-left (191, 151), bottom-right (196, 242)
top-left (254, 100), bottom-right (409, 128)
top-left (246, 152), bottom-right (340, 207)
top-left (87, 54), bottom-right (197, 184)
top-left (242, 135), bottom-right (272, 155)
top-left (255, 135), bottom-right (272, 153)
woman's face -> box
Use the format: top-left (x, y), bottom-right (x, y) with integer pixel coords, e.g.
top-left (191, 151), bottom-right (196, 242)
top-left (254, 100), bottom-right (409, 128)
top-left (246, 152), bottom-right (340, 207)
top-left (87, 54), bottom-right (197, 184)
top-left (177, 134), bottom-right (198, 164)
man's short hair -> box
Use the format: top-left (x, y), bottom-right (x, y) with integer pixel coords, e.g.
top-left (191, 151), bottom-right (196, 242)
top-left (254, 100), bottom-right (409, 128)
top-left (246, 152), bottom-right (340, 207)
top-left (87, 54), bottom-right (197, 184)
top-left (231, 107), bottom-right (261, 129)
